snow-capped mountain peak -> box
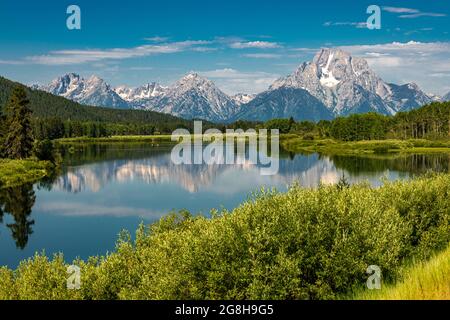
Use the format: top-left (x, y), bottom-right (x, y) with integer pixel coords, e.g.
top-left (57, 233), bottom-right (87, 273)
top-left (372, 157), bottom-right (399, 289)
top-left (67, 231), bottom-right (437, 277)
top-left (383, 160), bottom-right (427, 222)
top-left (270, 48), bottom-right (430, 116)
top-left (148, 72), bottom-right (239, 122)
top-left (35, 48), bottom-right (437, 122)
top-left (232, 93), bottom-right (256, 106)
top-left (114, 83), bottom-right (167, 102)
top-left (45, 73), bottom-right (82, 96)
top-left (40, 73), bottom-right (128, 109)
top-left (175, 72), bottom-right (213, 90)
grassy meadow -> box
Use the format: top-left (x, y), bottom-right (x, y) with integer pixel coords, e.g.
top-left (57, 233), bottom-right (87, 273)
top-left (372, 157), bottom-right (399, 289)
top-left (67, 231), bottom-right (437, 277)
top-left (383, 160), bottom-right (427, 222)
top-left (281, 136), bottom-right (450, 155)
top-left (0, 159), bottom-right (53, 188)
top-left (354, 245), bottom-right (449, 300)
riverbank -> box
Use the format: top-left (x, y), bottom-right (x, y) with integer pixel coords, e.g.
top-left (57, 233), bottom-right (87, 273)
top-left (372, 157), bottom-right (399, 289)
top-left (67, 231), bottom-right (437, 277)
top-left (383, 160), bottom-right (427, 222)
top-left (281, 136), bottom-right (450, 155)
top-left (0, 173), bottom-right (448, 300)
top-left (57, 135), bottom-right (174, 144)
top-left (56, 133), bottom-right (261, 145)
top-left (0, 159), bottom-right (53, 188)
top-left (58, 135), bottom-right (450, 155)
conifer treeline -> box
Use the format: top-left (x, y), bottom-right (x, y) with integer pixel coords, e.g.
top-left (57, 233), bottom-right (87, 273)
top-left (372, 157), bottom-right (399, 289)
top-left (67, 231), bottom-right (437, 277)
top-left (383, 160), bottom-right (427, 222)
top-left (260, 102), bottom-right (450, 141)
top-left (0, 77), bottom-right (199, 136)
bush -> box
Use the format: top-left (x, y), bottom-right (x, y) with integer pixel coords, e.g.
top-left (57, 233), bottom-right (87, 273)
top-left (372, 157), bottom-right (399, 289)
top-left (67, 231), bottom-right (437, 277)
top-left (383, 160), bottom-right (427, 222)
top-left (0, 174), bottom-right (449, 300)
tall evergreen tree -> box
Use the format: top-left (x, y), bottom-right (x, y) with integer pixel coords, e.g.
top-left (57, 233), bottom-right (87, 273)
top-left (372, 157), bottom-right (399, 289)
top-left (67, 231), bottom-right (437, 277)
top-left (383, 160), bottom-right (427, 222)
top-left (3, 86), bottom-right (34, 159)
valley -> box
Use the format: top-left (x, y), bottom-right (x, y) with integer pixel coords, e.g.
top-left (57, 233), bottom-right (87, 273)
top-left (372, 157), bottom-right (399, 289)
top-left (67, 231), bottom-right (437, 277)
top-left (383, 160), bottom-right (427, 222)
top-left (1, 0), bottom-right (449, 305)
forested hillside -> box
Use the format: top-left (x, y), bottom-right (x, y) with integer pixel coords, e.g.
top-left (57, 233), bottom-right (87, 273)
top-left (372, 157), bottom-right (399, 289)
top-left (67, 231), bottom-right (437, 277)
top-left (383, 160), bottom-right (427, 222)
top-left (0, 76), bottom-right (196, 133)
top-left (259, 101), bottom-right (450, 141)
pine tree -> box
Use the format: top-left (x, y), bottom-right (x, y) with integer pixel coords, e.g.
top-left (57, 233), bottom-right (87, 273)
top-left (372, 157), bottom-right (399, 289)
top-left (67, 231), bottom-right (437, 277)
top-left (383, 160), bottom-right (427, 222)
top-left (3, 86), bottom-right (34, 159)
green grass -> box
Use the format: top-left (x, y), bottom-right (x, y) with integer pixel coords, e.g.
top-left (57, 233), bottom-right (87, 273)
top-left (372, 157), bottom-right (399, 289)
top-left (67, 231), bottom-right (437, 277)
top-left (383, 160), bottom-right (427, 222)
top-left (57, 133), bottom-right (263, 145)
top-left (57, 135), bottom-right (175, 144)
top-left (281, 136), bottom-right (450, 155)
top-left (353, 245), bottom-right (450, 300)
top-left (0, 159), bottom-right (53, 188)
top-left (0, 173), bottom-right (448, 300)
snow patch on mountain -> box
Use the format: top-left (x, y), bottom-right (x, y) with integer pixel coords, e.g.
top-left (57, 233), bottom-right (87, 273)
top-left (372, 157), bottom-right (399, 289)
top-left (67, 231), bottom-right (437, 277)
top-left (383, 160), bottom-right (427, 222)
top-left (40, 73), bottom-right (128, 109)
top-left (270, 48), bottom-right (433, 116)
top-left (114, 83), bottom-right (167, 102)
top-left (147, 73), bottom-right (240, 122)
top-left (319, 52), bottom-right (340, 88)
top-left (36, 49), bottom-right (437, 122)
top-left (231, 93), bottom-right (256, 106)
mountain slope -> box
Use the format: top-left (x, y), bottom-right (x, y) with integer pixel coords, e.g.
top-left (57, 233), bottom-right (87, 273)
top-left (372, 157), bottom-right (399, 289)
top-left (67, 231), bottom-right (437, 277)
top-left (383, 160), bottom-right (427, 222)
top-left (0, 76), bottom-right (192, 126)
top-left (231, 93), bottom-right (256, 106)
top-left (21, 48), bottom-right (436, 122)
top-left (443, 92), bottom-right (450, 102)
top-left (269, 48), bottom-right (433, 116)
top-left (114, 82), bottom-right (167, 108)
top-left (234, 87), bottom-right (333, 122)
top-left (384, 83), bottom-right (434, 112)
top-left (39, 73), bottom-right (129, 109)
top-left (149, 73), bottom-right (239, 122)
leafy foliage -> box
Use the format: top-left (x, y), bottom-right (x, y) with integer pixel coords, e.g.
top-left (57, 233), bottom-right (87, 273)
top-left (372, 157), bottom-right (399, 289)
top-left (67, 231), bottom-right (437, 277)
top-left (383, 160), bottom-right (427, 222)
top-left (330, 113), bottom-right (390, 141)
top-left (0, 174), bottom-right (448, 300)
top-left (260, 102), bottom-right (450, 142)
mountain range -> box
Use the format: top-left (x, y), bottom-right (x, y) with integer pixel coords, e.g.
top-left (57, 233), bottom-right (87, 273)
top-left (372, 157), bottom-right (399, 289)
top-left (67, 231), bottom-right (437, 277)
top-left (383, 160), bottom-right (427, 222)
top-left (35, 73), bottom-right (129, 109)
top-left (443, 91), bottom-right (450, 102)
top-left (0, 75), bottom-right (193, 127)
top-left (35, 48), bottom-right (448, 123)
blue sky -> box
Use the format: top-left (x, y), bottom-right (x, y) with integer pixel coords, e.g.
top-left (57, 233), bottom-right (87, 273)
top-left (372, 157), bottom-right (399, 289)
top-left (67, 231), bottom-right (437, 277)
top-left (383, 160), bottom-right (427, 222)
top-left (0, 0), bottom-right (449, 95)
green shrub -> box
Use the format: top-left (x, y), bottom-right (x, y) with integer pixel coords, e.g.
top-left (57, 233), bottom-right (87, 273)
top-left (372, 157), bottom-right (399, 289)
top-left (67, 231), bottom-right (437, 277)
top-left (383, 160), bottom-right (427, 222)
top-left (0, 174), bottom-right (449, 300)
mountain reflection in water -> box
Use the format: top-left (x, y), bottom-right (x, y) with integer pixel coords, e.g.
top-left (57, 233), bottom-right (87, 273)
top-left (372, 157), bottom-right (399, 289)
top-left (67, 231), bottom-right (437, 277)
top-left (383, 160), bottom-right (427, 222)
top-left (1, 143), bottom-right (449, 268)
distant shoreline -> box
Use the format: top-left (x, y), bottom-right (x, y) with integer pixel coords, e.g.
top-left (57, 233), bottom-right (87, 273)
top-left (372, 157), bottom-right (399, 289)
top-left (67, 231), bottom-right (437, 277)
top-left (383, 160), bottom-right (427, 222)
top-left (56, 135), bottom-right (450, 154)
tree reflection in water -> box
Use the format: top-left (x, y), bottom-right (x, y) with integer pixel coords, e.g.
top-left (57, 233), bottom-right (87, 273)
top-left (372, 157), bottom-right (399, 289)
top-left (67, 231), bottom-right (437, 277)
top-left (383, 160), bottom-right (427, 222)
top-left (0, 183), bottom-right (36, 249)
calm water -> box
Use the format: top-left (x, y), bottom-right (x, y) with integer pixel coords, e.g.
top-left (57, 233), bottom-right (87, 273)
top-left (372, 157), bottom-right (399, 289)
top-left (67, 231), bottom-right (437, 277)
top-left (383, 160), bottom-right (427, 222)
top-left (1, 142), bottom-right (450, 268)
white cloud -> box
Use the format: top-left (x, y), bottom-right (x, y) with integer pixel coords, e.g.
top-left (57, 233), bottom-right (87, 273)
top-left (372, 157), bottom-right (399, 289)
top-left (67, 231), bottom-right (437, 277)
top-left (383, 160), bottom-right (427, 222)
top-left (339, 41), bottom-right (450, 55)
top-left (382, 7), bottom-right (419, 14)
top-left (1, 37), bottom-right (282, 66)
top-left (430, 72), bottom-right (450, 78)
top-left (144, 36), bottom-right (170, 42)
top-left (242, 53), bottom-right (281, 59)
top-left (382, 6), bottom-right (446, 18)
top-left (198, 68), bottom-right (280, 94)
top-left (399, 13), bottom-right (446, 18)
top-left (229, 41), bottom-right (281, 49)
top-left (36, 201), bottom-right (164, 219)
top-left (323, 21), bottom-right (367, 29)
top-left (364, 52), bottom-right (390, 57)
top-left (289, 47), bottom-right (320, 54)
top-left (0, 59), bottom-right (26, 65)
top-left (128, 66), bottom-right (154, 71)
top-left (2, 40), bottom-right (211, 65)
